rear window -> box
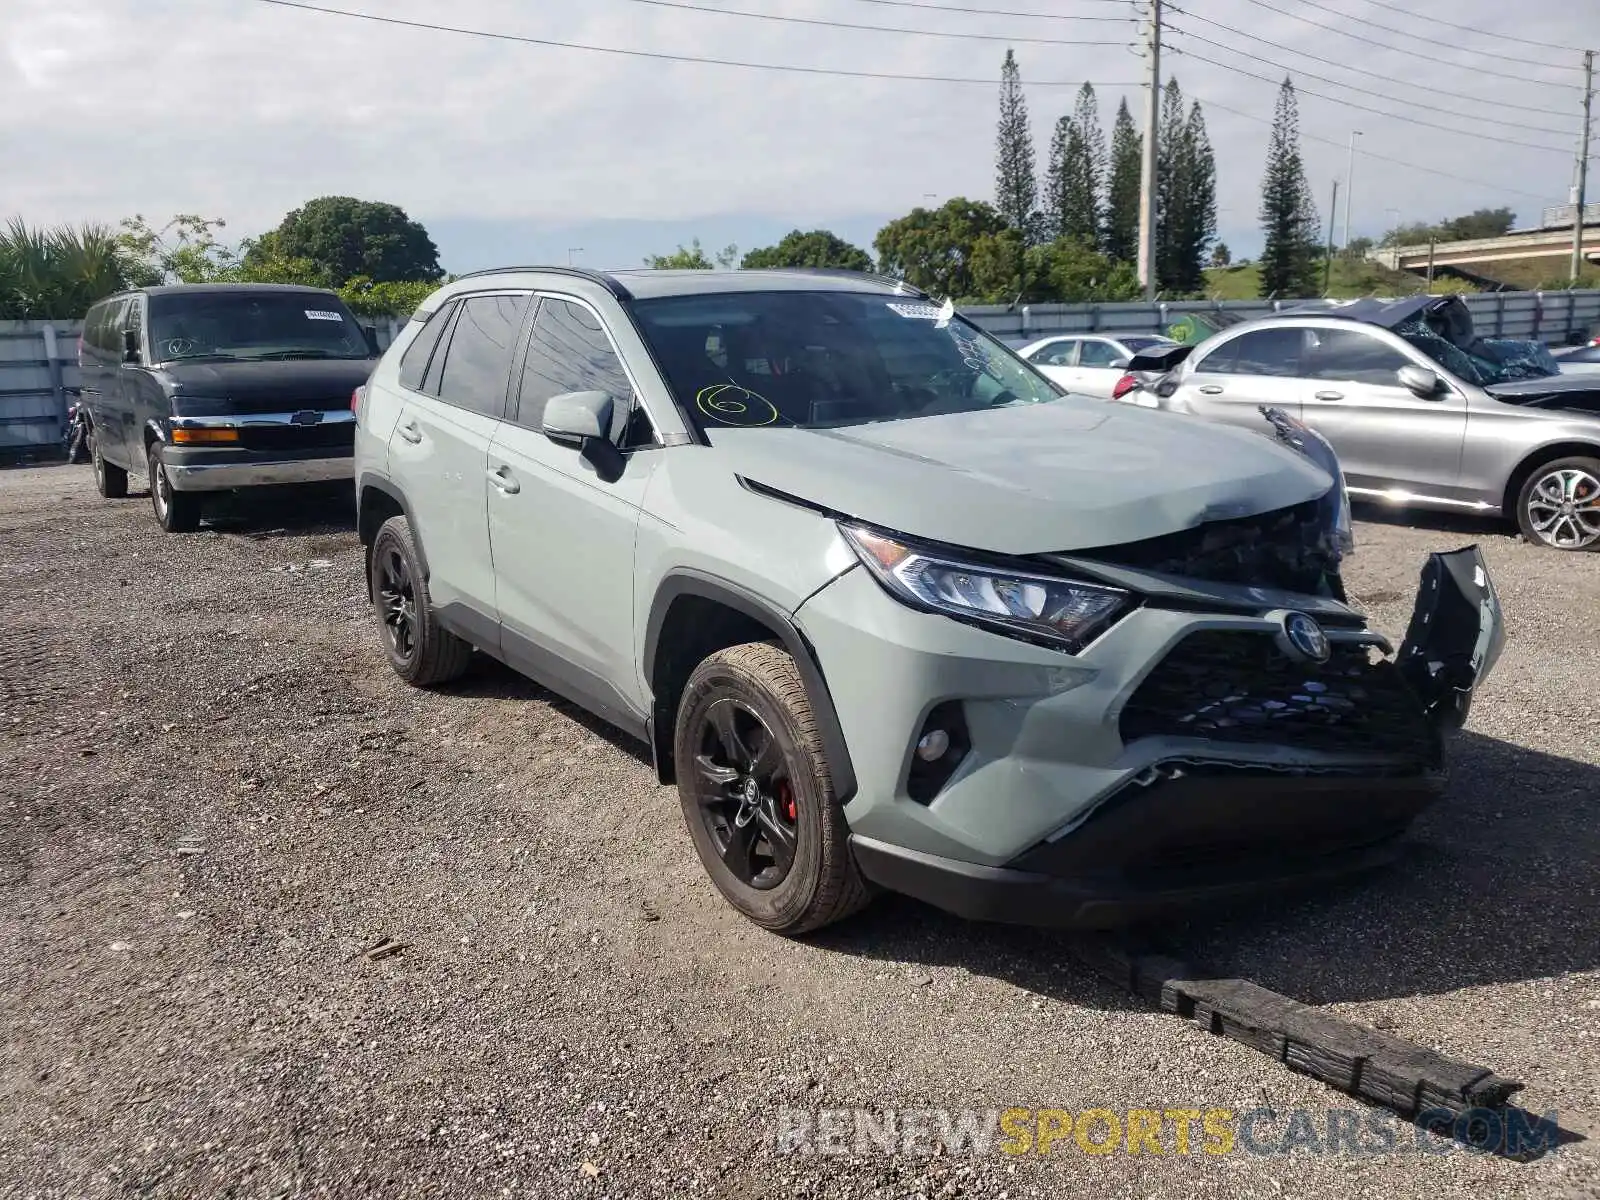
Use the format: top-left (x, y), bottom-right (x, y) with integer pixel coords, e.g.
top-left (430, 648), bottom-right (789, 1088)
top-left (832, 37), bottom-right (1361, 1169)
top-left (1120, 336), bottom-right (1174, 353)
top-left (147, 292), bottom-right (370, 364)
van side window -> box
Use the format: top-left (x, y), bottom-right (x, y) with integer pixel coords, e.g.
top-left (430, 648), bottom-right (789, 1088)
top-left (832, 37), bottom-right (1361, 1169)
top-left (399, 301), bottom-right (457, 393)
top-left (434, 294), bottom-right (531, 419)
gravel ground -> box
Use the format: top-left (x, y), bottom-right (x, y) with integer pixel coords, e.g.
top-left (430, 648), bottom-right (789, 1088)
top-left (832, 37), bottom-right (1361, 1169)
top-left (1, 463), bottom-right (1597, 1200)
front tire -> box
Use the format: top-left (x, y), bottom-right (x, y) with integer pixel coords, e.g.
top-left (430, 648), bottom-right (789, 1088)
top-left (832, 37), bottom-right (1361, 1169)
top-left (147, 443), bottom-right (201, 532)
top-left (91, 429), bottom-right (127, 499)
top-left (368, 515), bottom-right (473, 687)
top-left (1516, 456), bottom-right (1600, 551)
top-left (674, 642), bottom-right (870, 935)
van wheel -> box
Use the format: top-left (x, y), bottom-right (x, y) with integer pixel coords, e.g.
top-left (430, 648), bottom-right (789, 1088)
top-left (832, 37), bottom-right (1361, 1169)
top-left (1516, 456), bottom-right (1600, 551)
top-left (148, 444), bottom-right (201, 532)
top-left (91, 430), bottom-right (127, 499)
top-left (369, 515), bottom-right (473, 686)
top-left (674, 642), bottom-right (870, 936)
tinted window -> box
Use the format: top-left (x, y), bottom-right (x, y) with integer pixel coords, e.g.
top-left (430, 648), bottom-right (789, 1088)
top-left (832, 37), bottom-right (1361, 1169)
top-left (631, 291), bottom-right (1061, 433)
top-left (1029, 340), bottom-right (1076, 366)
top-left (104, 298), bottom-right (132, 356)
top-left (84, 303), bottom-right (109, 354)
top-left (434, 293), bottom-right (530, 418)
top-left (516, 297), bottom-right (637, 433)
top-left (1302, 328), bottom-right (1412, 386)
top-left (148, 291), bottom-right (369, 363)
top-left (1078, 340), bottom-right (1122, 367)
top-left (399, 300), bottom-right (456, 393)
top-left (1198, 327), bottom-right (1306, 377)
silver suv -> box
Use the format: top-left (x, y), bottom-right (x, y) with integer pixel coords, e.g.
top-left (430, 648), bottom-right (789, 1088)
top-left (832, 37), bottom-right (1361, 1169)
top-left (353, 268), bottom-right (1502, 934)
top-left (1127, 296), bottom-right (1600, 551)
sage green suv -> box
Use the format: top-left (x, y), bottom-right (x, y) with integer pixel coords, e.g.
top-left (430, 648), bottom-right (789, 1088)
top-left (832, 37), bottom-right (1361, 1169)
top-left (353, 267), bottom-right (1503, 935)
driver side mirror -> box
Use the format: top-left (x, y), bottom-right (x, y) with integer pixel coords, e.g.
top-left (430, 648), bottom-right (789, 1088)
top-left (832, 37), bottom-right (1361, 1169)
top-left (1397, 364), bottom-right (1442, 398)
top-left (121, 328), bottom-right (141, 365)
top-left (542, 390), bottom-right (625, 482)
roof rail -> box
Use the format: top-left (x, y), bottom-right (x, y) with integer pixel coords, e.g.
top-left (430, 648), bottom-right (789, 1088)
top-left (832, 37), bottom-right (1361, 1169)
top-left (762, 267), bottom-right (931, 299)
top-left (451, 265), bottom-right (633, 301)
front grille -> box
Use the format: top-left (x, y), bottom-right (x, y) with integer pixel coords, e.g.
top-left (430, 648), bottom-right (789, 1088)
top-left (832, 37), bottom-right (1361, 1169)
top-left (1119, 632), bottom-right (1436, 762)
top-left (238, 421), bottom-right (354, 452)
top-left (1074, 498), bottom-right (1338, 595)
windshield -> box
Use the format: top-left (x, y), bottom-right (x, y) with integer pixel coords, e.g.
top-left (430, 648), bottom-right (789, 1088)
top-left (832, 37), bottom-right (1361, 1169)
top-left (148, 292), bottom-right (371, 363)
top-left (629, 291), bottom-right (1063, 431)
top-left (1395, 313), bottom-right (1558, 388)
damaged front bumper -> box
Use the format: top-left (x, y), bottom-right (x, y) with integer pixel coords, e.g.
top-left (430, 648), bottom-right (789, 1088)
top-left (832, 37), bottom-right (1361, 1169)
top-left (804, 545), bottom-right (1505, 928)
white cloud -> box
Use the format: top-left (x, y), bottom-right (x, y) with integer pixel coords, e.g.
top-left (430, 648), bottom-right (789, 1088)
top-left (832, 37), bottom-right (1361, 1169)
top-left (2, 0), bottom-right (1594, 260)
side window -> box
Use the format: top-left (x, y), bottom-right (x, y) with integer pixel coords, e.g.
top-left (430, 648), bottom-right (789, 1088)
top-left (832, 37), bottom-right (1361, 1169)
top-left (516, 297), bottom-right (650, 444)
top-left (1302, 328), bottom-right (1413, 386)
top-left (434, 294), bottom-right (530, 418)
top-left (398, 300), bottom-right (457, 393)
top-left (1197, 327), bottom-right (1305, 378)
top-left (105, 298), bottom-right (132, 358)
top-left (1078, 340), bottom-right (1122, 368)
top-left (83, 304), bottom-right (106, 356)
top-left (1030, 340), bottom-right (1076, 366)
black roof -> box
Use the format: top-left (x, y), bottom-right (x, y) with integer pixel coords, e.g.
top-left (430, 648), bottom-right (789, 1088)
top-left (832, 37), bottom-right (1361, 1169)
top-left (134, 282), bottom-right (341, 297)
top-left (450, 265), bottom-right (928, 302)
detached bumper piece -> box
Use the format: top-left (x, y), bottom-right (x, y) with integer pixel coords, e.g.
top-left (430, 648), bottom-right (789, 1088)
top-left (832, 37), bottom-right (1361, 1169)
top-left (1396, 545), bottom-right (1506, 730)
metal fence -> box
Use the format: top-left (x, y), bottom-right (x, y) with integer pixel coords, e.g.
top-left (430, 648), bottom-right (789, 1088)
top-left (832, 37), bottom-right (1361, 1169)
top-left (5, 291), bottom-right (1600, 454)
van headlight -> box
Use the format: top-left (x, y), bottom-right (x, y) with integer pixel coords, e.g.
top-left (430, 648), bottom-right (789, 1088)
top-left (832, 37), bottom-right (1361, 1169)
top-left (840, 524), bottom-right (1133, 654)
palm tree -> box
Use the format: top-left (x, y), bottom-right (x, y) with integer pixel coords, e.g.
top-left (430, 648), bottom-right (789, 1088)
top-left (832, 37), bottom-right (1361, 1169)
top-left (0, 219), bottom-right (132, 320)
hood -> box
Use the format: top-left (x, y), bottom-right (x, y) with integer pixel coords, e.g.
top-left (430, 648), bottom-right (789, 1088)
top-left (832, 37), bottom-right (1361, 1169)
top-left (157, 358), bottom-right (375, 415)
top-left (1485, 373), bottom-right (1600, 412)
top-left (710, 399), bottom-right (1333, 555)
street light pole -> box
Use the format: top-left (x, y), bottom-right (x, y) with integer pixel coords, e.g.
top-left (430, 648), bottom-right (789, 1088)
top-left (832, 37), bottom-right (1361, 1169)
top-left (1343, 129), bottom-right (1362, 249)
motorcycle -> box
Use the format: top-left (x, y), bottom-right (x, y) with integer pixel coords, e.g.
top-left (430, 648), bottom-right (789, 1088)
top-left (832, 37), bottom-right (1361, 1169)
top-left (62, 393), bottom-right (90, 464)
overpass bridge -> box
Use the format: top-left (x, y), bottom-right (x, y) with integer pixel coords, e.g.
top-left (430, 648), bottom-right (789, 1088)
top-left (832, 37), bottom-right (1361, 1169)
top-left (1373, 223), bottom-right (1600, 275)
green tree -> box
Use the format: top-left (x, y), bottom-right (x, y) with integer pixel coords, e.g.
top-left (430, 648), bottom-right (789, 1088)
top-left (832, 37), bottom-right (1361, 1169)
top-left (1172, 100), bottom-right (1217, 293)
top-left (0, 218), bottom-right (131, 320)
top-left (874, 198), bottom-right (1008, 299)
top-left (1045, 84), bottom-right (1104, 249)
top-left (741, 229), bottom-right (873, 272)
top-left (1104, 98), bottom-right (1142, 265)
top-left (115, 214), bottom-right (243, 285)
top-left (1381, 207), bottom-right (1517, 248)
top-left (1257, 78), bottom-right (1321, 298)
top-left (994, 50), bottom-right (1038, 238)
top-left (645, 238), bottom-right (738, 269)
top-left (1037, 237), bottom-right (1140, 302)
top-left (1210, 241), bottom-right (1232, 268)
top-left (247, 197), bottom-right (442, 286)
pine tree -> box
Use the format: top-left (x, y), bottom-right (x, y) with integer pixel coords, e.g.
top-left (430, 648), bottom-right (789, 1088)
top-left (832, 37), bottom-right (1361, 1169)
top-left (1105, 98), bottom-right (1142, 265)
top-left (1173, 101), bottom-right (1218, 293)
top-left (994, 50), bottom-right (1038, 238)
top-left (1067, 84), bottom-right (1106, 248)
top-left (1154, 79), bottom-right (1187, 292)
top-left (1043, 116), bottom-right (1072, 240)
top-left (1258, 78), bottom-right (1321, 298)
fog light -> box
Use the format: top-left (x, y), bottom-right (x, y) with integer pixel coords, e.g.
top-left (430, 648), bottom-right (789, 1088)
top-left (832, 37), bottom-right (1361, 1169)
top-left (915, 729), bottom-right (951, 761)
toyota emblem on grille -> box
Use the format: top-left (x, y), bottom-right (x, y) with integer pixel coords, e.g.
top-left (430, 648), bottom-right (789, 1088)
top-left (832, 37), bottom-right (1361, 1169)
top-left (1279, 611), bottom-right (1331, 664)
top-left (289, 410), bottom-right (324, 425)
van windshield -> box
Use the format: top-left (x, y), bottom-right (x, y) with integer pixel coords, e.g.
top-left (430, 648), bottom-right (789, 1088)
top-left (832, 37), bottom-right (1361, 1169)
top-left (148, 293), bottom-right (371, 363)
top-left (629, 290), bottom-right (1062, 432)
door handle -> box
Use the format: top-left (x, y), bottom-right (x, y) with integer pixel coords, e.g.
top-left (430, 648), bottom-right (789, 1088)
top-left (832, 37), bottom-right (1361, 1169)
top-left (397, 420), bottom-right (422, 444)
top-left (1314, 390), bottom-right (1344, 401)
top-left (1198, 385), bottom-right (1223, 395)
top-left (488, 466), bottom-right (520, 495)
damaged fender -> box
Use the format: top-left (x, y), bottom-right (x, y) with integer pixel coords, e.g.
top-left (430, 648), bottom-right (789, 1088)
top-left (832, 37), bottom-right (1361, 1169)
top-left (1397, 546), bottom-right (1506, 730)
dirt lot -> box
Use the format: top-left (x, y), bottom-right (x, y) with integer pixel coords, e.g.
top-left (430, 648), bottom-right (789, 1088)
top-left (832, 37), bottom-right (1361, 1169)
top-left (1, 462), bottom-right (1597, 1199)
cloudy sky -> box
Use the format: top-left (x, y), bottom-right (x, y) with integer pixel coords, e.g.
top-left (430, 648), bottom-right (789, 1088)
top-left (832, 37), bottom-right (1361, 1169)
top-left (4, 0), bottom-right (1595, 272)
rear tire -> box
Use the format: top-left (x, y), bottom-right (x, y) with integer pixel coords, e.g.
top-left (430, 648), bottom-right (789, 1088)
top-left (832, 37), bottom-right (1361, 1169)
top-left (1515, 456), bottom-right (1600, 551)
top-left (369, 515), bottom-right (473, 687)
top-left (674, 641), bottom-right (870, 935)
top-left (91, 429), bottom-right (127, 499)
top-left (147, 443), bottom-right (202, 532)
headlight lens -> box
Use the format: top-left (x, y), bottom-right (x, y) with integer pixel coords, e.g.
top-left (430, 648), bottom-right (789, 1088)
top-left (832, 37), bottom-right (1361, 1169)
top-left (1260, 407), bottom-right (1355, 559)
top-left (840, 524), bottom-right (1132, 653)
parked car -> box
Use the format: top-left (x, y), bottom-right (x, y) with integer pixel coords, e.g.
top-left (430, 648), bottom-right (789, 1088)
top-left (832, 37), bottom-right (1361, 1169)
top-left (79, 283), bottom-right (379, 531)
top-left (1016, 332), bottom-right (1180, 397)
top-left (1118, 295), bottom-right (1600, 551)
top-left (354, 267), bottom-right (1502, 935)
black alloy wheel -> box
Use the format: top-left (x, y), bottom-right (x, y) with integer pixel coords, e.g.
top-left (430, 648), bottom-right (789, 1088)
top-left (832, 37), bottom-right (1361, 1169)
top-left (691, 697), bottom-right (800, 890)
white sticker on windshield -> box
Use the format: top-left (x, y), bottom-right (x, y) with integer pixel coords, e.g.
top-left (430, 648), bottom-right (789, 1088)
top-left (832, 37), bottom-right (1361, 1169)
top-left (886, 302), bottom-right (943, 320)
top-left (305, 309), bottom-right (344, 322)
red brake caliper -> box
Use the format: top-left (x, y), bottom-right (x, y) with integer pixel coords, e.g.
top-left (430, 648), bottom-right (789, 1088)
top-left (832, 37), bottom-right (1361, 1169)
top-left (779, 780), bottom-right (796, 822)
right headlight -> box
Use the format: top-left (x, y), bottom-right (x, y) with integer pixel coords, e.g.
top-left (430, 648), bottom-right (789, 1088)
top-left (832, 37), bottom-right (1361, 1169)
top-left (839, 524), bottom-right (1133, 654)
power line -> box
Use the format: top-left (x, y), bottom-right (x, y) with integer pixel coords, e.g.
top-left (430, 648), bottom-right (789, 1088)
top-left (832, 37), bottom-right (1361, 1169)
top-left (1165, 7), bottom-right (1574, 120)
top-left (847, 0), bottom-right (1133, 18)
top-left (1176, 48), bottom-right (1573, 155)
top-left (1346, 0), bottom-right (1583, 52)
top-left (602, 0), bottom-right (1133, 45)
top-left (1233, 0), bottom-right (1581, 91)
top-left (1286, 0), bottom-right (1582, 72)
top-left (1189, 89), bottom-right (1553, 203)
top-left (247, 0), bottom-right (1140, 86)
top-left (1168, 26), bottom-right (1578, 140)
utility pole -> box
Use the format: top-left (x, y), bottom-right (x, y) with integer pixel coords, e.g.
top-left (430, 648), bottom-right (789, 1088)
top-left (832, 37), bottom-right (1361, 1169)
top-left (1342, 129), bottom-right (1362, 250)
top-left (1571, 49), bottom-right (1594, 283)
top-left (1137, 0), bottom-right (1161, 299)
top-left (1324, 178), bottom-right (1339, 295)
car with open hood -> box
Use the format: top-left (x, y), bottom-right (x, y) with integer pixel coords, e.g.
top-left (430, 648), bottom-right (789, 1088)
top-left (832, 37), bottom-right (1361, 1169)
top-left (79, 283), bottom-right (379, 531)
top-left (352, 267), bottom-right (1503, 934)
top-left (1117, 294), bottom-right (1600, 551)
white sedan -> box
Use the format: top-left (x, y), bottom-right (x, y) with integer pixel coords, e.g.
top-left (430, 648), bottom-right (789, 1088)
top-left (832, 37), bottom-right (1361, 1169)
top-left (1017, 333), bottom-right (1180, 398)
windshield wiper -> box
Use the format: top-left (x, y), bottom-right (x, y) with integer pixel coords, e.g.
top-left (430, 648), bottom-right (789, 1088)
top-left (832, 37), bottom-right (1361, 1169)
top-left (246, 349), bottom-right (358, 360)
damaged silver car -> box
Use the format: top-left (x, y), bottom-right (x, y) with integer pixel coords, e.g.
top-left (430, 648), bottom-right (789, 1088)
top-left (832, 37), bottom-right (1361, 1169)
top-left (1120, 295), bottom-right (1600, 550)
